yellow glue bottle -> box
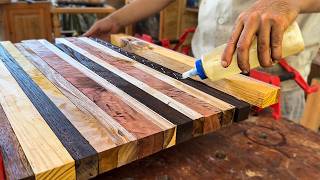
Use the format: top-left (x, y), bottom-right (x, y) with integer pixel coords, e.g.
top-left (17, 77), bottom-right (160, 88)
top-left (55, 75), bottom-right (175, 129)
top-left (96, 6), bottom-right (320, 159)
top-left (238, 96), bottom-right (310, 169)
top-left (182, 22), bottom-right (305, 81)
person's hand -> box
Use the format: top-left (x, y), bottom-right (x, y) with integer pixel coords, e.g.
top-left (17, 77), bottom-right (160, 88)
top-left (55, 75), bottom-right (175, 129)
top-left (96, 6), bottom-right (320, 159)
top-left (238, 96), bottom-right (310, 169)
top-left (83, 17), bottom-right (121, 40)
top-left (221, 0), bottom-right (301, 73)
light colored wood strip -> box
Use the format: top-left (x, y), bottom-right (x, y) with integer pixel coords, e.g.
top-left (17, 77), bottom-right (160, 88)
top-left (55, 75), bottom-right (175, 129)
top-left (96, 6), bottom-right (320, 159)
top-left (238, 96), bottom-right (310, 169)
top-left (57, 38), bottom-right (203, 121)
top-left (0, 47), bottom-right (75, 179)
top-left (111, 34), bottom-right (280, 108)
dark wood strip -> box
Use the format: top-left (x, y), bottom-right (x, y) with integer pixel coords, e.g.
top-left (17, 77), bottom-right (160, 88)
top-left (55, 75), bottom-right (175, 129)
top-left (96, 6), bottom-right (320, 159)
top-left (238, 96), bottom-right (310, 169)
top-left (56, 43), bottom-right (194, 143)
top-left (92, 38), bottom-right (251, 122)
top-left (0, 44), bottom-right (98, 179)
top-left (0, 105), bottom-right (34, 180)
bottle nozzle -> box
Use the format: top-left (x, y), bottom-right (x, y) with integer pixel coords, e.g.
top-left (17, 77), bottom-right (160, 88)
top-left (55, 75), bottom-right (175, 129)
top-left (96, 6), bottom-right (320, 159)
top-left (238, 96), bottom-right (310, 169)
top-left (181, 68), bottom-right (198, 79)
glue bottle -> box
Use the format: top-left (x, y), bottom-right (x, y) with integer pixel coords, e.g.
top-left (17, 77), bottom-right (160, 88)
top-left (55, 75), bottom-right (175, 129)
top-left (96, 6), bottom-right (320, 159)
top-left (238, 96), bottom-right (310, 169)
top-left (182, 22), bottom-right (305, 81)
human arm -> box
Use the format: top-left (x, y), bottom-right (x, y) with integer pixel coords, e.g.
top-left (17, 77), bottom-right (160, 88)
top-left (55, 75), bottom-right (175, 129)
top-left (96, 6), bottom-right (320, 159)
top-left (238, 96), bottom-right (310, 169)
top-left (221, 0), bottom-right (320, 73)
top-left (83, 0), bottom-right (173, 39)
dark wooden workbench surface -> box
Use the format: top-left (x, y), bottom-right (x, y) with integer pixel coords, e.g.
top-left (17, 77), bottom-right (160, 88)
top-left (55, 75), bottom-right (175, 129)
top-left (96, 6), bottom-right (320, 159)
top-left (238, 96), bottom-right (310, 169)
top-left (96, 116), bottom-right (320, 179)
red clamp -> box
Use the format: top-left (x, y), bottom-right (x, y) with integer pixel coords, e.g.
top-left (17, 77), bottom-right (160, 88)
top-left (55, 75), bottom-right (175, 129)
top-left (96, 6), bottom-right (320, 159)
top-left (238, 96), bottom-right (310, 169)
top-left (250, 59), bottom-right (319, 120)
top-left (172, 27), bottom-right (196, 51)
top-left (250, 70), bottom-right (281, 120)
top-left (278, 59), bottom-right (319, 94)
top-left (140, 34), bottom-right (153, 43)
top-left (0, 149), bottom-right (5, 180)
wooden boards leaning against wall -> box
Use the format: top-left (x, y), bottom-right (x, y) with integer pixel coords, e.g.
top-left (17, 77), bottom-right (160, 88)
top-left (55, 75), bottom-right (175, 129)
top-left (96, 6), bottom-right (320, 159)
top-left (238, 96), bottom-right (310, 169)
top-left (110, 34), bottom-right (280, 109)
top-left (0, 37), bottom-right (246, 179)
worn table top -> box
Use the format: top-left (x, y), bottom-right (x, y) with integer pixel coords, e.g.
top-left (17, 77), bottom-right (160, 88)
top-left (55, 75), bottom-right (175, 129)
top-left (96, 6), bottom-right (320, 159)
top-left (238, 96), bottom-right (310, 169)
top-left (97, 116), bottom-right (320, 179)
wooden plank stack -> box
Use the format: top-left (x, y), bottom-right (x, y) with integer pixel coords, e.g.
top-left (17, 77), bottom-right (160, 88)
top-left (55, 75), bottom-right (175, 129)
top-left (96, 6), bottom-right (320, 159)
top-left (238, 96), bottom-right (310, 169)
top-left (0, 37), bottom-right (279, 179)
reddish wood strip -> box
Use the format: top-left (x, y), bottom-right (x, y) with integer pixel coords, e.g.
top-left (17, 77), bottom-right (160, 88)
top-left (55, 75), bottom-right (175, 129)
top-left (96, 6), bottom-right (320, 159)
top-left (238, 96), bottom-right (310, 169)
top-left (0, 105), bottom-right (34, 180)
top-left (22, 41), bottom-right (165, 159)
top-left (68, 38), bottom-right (223, 134)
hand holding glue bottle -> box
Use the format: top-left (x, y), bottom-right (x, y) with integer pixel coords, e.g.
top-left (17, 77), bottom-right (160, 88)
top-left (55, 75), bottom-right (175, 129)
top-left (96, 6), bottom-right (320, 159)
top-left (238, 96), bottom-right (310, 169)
top-left (182, 22), bottom-right (305, 81)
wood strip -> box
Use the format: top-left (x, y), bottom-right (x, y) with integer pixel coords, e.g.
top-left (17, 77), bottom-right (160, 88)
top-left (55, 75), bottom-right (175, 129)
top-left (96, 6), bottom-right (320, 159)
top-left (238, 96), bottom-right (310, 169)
top-left (22, 40), bottom-right (174, 165)
top-left (94, 37), bottom-right (250, 122)
top-left (0, 43), bottom-right (98, 179)
top-left (0, 104), bottom-right (34, 180)
top-left (54, 39), bottom-right (195, 143)
top-left (0, 45), bottom-right (75, 179)
top-left (111, 34), bottom-right (280, 108)
top-left (11, 42), bottom-right (125, 174)
top-left (67, 37), bottom-right (232, 134)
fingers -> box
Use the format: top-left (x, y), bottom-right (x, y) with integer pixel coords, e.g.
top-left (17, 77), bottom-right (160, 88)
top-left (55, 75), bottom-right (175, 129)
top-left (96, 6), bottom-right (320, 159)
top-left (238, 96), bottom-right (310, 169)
top-left (221, 20), bottom-right (244, 67)
top-left (236, 16), bottom-right (259, 73)
top-left (83, 25), bottom-right (99, 37)
top-left (270, 24), bottom-right (284, 61)
top-left (257, 19), bottom-right (272, 67)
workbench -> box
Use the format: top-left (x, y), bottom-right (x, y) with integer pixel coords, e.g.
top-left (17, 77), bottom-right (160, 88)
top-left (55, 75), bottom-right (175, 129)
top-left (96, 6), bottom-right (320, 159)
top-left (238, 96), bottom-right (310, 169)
top-left (96, 115), bottom-right (320, 179)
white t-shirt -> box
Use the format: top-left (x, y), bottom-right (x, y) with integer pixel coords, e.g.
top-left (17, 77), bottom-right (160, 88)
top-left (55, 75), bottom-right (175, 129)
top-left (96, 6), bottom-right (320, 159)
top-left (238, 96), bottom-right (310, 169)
top-left (192, 0), bottom-right (320, 91)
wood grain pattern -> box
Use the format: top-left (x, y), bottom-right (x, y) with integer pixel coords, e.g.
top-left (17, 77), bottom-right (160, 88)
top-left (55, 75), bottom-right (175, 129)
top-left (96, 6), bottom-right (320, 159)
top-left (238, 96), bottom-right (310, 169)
top-left (0, 45), bottom-right (75, 180)
top-left (55, 39), bottom-right (197, 142)
top-left (10, 42), bottom-right (134, 175)
top-left (300, 79), bottom-right (320, 132)
top-left (0, 43), bottom-right (98, 179)
top-left (110, 34), bottom-right (280, 109)
top-left (64, 37), bottom-right (233, 134)
top-left (0, 105), bottom-right (34, 180)
top-left (22, 40), bottom-right (176, 168)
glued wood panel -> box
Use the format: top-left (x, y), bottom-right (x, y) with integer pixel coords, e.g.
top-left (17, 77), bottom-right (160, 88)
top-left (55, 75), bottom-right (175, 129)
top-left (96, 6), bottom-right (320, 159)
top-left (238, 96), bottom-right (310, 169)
top-left (0, 38), bottom-right (246, 178)
top-left (56, 38), bottom-right (233, 140)
top-left (0, 44), bottom-right (75, 179)
top-left (21, 40), bottom-right (176, 169)
top-left (110, 34), bottom-right (280, 109)
top-left (58, 38), bottom-right (233, 132)
top-left (59, 37), bottom-right (233, 134)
